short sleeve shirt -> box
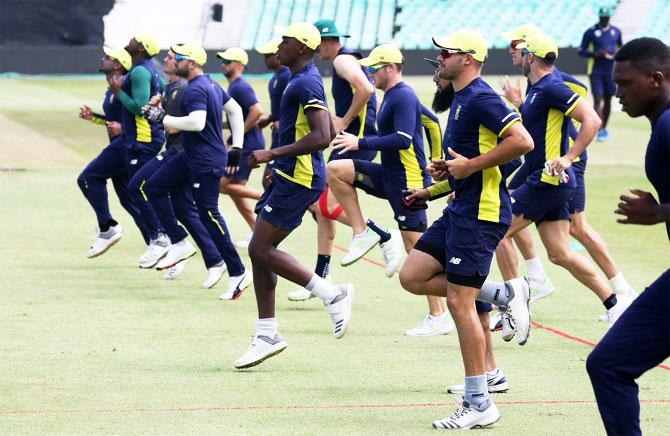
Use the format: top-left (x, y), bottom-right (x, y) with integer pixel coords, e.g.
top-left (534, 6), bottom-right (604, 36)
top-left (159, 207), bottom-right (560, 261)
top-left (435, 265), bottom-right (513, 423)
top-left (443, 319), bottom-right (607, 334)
top-left (228, 76), bottom-right (265, 152)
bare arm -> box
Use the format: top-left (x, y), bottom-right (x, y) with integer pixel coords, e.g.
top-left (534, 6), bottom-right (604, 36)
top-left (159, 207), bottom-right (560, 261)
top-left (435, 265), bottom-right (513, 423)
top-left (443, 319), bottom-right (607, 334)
top-left (332, 54), bottom-right (374, 130)
top-left (244, 103), bottom-right (263, 134)
top-left (562, 99), bottom-right (601, 161)
top-left (271, 108), bottom-right (331, 158)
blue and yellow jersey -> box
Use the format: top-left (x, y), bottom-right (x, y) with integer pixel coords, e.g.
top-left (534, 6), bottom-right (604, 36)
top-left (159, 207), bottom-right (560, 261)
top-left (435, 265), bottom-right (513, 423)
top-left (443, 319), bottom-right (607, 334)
top-left (646, 105), bottom-right (670, 240)
top-left (119, 59), bottom-right (165, 150)
top-left (90, 88), bottom-right (123, 139)
top-left (358, 82), bottom-right (429, 189)
top-left (421, 104), bottom-right (442, 161)
top-left (179, 74), bottom-right (229, 175)
top-left (444, 77), bottom-right (521, 225)
top-left (269, 66), bottom-right (291, 149)
top-left (228, 76), bottom-right (265, 152)
top-left (275, 63), bottom-right (328, 190)
top-left (579, 24), bottom-right (623, 75)
top-left (332, 47), bottom-right (377, 137)
top-left (519, 73), bottom-right (581, 188)
top-left (555, 67), bottom-right (588, 162)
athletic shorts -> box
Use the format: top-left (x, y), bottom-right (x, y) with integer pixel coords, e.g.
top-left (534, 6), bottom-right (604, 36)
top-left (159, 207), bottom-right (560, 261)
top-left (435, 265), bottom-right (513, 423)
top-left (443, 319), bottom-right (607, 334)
top-left (511, 182), bottom-right (574, 224)
top-left (590, 73), bottom-right (617, 97)
top-left (568, 159), bottom-right (587, 214)
top-left (227, 149), bottom-right (259, 181)
top-left (255, 172), bottom-right (323, 231)
top-left (414, 208), bottom-right (507, 290)
top-left (328, 148), bottom-right (377, 162)
top-left (352, 160), bottom-right (427, 232)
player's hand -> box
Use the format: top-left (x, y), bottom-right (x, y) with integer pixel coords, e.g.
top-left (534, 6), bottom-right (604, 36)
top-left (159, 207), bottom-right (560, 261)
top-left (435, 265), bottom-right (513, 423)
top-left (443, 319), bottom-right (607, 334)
top-left (257, 117), bottom-right (271, 129)
top-left (332, 116), bottom-right (349, 134)
top-left (499, 76), bottom-right (523, 108)
top-left (264, 169), bottom-right (274, 185)
top-left (272, 121), bottom-right (279, 131)
top-left (148, 94), bottom-right (163, 107)
top-left (595, 50), bottom-right (609, 58)
top-left (105, 121), bottom-right (122, 137)
top-left (615, 189), bottom-right (664, 225)
top-left (446, 192), bottom-right (456, 205)
top-left (108, 74), bottom-right (123, 95)
top-left (427, 160), bottom-right (450, 181)
top-left (79, 105), bottom-right (93, 120)
top-left (445, 148), bottom-right (474, 179)
top-left (330, 131), bottom-right (359, 154)
top-left (143, 105), bottom-right (166, 124)
top-left (226, 146), bottom-right (243, 174)
top-left (549, 157), bottom-right (572, 174)
top-left (401, 188), bottom-right (429, 211)
top-left (247, 149), bottom-right (274, 168)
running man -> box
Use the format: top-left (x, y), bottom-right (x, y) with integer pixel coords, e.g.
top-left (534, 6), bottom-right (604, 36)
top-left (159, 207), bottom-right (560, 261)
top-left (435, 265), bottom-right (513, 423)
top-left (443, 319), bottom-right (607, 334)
top-left (579, 6), bottom-right (622, 141)
top-left (234, 22), bottom-right (354, 369)
top-left (217, 47), bottom-right (265, 248)
top-left (587, 37), bottom-right (670, 436)
top-left (142, 43), bottom-right (251, 298)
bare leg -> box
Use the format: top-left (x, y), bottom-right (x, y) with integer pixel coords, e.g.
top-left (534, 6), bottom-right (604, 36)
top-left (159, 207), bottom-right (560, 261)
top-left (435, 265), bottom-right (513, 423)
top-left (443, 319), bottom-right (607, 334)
top-left (479, 312), bottom-right (497, 372)
top-left (513, 226), bottom-right (539, 260)
top-left (326, 160), bottom-right (366, 234)
top-left (448, 282), bottom-right (486, 376)
top-left (495, 216), bottom-right (534, 280)
top-left (570, 211), bottom-right (620, 279)
top-left (602, 96), bottom-right (612, 129)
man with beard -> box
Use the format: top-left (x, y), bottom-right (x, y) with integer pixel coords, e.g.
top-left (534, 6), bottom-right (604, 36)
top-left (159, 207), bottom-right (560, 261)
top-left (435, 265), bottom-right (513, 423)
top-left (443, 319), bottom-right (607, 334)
top-left (234, 23), bottom-right (354, 369)
top-left (217, 47), bottom-right (265, 248)
top-left (587, 37), bottom-right (670, 436)
top-left (399, 59), bottom-right (510, 396)
top-left (255, 39), bottom-right (291, 190)
top-left (142, 43), bottom-right (252, 299)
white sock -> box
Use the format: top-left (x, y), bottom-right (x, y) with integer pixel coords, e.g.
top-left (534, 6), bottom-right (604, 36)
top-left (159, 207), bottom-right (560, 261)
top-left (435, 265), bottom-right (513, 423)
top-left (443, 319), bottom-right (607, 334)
top-left (305, 274), bottom-right (338, 303)
top-left (524, 257), bottom-right (547, 284)
top-left (256, 318), bottom-right (277, 338)
top-left (487, 368), bottom-right (500, 377)
top-left (609, 273), bottom-right (633, 296)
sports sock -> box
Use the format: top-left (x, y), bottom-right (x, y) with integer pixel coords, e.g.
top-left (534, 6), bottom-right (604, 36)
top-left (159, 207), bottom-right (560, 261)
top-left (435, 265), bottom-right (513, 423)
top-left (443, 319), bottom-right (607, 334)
top-left (609, 273), bottom-right (633, 296)
top-left (366, 219), bottom-right (391, 243)
top-left (524, 257), bottom-right (546, 285)
top-left (603, 293), bottom-right (618, 310)
top-left (99, 219), bottom-right (118, 232)
top-left (464, 375), bottom-right (491, 411)
top-left (256, 318), bottom-right (277, 338)
top-left (487, 368), bottom-right (500, 378)
top-left (315, 254), bottom-right (331, 278)
top-left (477, 280), bottom-right (514, 307)
top-left (305, 274), bottom-right (338, 303)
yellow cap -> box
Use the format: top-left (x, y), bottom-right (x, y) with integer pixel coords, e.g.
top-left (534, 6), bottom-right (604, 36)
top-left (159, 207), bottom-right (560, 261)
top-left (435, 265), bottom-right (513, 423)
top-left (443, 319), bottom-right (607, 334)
top-left (433, 29), bottom-right (488, 63)
top-left (103, 45), bottom-right (131, 71)
top-left (133, 32), bottom-right (160, 57)
top-left (358, 44), bottom-right (404, 66)
top-left (516, 33), bottom-right (559, 59)
top-left (216, 47), bottom-right (249, 65)
top-left (275, 22), bottom-right (321, 51)
top-left (171, 43), bottom-right (207, 66)
top-left (501, 23), bottom-right (543, 41)
top-left (256, 39), bottom-right (281, 55)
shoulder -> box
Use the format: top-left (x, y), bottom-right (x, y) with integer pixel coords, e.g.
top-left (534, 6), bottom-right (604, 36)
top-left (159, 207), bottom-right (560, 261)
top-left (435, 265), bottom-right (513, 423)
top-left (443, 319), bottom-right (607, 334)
top-left (130, 65), bottom-right (151, 79)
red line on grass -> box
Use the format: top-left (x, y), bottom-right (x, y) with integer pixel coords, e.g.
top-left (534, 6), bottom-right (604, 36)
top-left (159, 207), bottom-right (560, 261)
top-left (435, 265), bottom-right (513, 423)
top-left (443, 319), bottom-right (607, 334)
top-left (2, 399), bottom-right (669, 416)
top-left (333, 244), bottom-right (386, 268)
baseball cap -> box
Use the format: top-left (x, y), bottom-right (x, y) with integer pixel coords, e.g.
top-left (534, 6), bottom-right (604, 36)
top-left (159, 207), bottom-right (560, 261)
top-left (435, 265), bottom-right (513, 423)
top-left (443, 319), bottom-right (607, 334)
top-left (424, 57), bottom-right (440, 68)
top-left (313, 19), bottom-right (350, 38)
top-left (598, 6), bottom-right (613, 17)
top-left (275, 22), bottom-right (321, 51)
top-left (133, 32), bottom-right (160, 57)
top-left (256, 39), bottom-right (281, 55)
top-left (103, 46), bottom-right (131, 71)
top-left (516, 33), bottom-right (559, 60)
top-left (171, 43), bottom-right (207, 66)
top-left (359, 44), bottom-right (404, 66)
top-left (501, 23), bottom-right (543, 41)
top-left (216, 47), bottom-right (249, 65)
top-left (433, 29), bottom-right (488, 63)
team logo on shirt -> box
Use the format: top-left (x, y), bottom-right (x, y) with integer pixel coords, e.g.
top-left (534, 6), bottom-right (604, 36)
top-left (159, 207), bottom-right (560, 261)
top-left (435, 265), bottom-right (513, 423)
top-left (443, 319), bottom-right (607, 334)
top-left (272, 79), bottom-right (277, 89)
top-left (529, 93), bottom-right (537, 105)
top-left (453, 105), bottom-right (462, 120)
top-left (595, 29), bottom-right (602, 37)
top-left (610, 29), bottom-right (616, 36)
top-left (171, 90), bottom-right (178, 100)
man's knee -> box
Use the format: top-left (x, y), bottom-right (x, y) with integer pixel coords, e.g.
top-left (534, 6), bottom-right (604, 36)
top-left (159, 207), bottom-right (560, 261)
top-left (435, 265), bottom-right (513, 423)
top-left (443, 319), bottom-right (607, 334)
top-left (586, 346), bottom-right (608, 380)
top-left (326, 160), bottom-right (353, 185)
top-left (399, 267), bottom-right (420, 295)
top-left (546, 248), bottom-right (570, 266)
top-left (248, 237), bottom-right (271, 265)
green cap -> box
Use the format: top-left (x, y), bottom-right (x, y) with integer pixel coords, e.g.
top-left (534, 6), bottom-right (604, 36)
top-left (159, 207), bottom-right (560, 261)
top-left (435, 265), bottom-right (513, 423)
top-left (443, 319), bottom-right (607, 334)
top-left (313, 19), bottom-right (350, 38)
top-left (598, 6), bottom-right (613, 17)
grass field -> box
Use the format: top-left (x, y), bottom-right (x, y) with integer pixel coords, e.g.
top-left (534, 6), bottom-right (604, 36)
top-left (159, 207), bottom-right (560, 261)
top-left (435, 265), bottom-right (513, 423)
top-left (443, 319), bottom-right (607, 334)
top-left (0, 73), bottom-right (668, 435)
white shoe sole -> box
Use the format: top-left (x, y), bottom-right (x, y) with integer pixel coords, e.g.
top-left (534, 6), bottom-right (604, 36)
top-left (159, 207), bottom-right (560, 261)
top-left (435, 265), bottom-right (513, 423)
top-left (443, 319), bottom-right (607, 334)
top-left (138, 250), bottom-right (168, 269)
top-left (234, 342), bottom-right (288, 369)
top-left (155, 249), bottom-right (197, 270)
top-left (86, 233), bottom-right (122, 258)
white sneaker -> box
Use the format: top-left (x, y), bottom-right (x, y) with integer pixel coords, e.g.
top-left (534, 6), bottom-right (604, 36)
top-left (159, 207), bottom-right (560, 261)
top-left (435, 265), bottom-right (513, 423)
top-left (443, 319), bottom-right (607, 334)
top-left (598, 313), bottom-right (609, 323)
top-left (203, 263), bottom-right (228, 289)
top-left (234, 334), bottom-right (288, 369)
top-left (235, 233), bottom-right (252, 249)
top-left (138, 233), bottom-right (170, 268)
top-left (448, 369), bottom-right (510, 394)
top-left (529, 277), bottom-right (556, 303)
top-left (500, 312), bottom-right (516, 342)
top-left (326, 283), bottom-right (354, 339)
top-left (164, 258), bottom-right (189, 280)
top-left (219, 270), bottom-right (252, 300)
top-left (87, 224), bottom-right (123, 258)
top-left (380, 229), bottom-right (404, 277)
top-left (405, 313), bottom-right (454, 336)
top-left (340, 227), bottom-right (381, 266)
top-left (155, 239), bottom-right (197, 270)
top-left (504, 278), bottom-right (531, 345)
top-left (607, 295), bottom-right (632, 327)
top-left (432, 400), bottom-right (501, 430)
top-left (287, 287), bottom-right (316, 301)
top-left (600, 289), bottom-right (637, 321)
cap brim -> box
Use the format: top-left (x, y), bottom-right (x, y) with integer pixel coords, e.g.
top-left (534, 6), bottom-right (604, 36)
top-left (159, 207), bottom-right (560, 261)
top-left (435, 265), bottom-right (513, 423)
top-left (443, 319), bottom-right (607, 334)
top-left (358, 56), bottom-right (377, 67)
top-left (432, 36), bottom-right (451, 49)
top-left (321, 32), bottom-right (350, 38)
top-left (215, 52), bottom-right (227, 60)
top-left (424, 58), bottom-right (440, 67)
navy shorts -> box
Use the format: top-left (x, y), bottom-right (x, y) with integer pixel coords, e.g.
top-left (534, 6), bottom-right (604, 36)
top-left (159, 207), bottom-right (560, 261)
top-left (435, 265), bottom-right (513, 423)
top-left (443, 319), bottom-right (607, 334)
top-left (511, 182), bottom-right (574, 224)
top-left (227, 149), bottom-right (261, 181)
top-left (590, 73), bottom-right (617, 97)
top-left (328, 148), bottom-right (377, 162)
top-left (352, 160), bottom-right (427, 232)
top-left (568, 159), bottom-right (587, 214)
top-left (255, 172), bottom-right (323, 231)
top-left (414, 209), bottom-right (507, 291)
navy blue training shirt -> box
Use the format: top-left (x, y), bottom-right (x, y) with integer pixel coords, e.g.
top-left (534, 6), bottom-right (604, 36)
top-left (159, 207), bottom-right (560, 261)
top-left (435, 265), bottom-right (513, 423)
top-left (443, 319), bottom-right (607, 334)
top-left (646, 105), bottom-right (670, 240)
top-left (228, 76), bottom-right (265, 152)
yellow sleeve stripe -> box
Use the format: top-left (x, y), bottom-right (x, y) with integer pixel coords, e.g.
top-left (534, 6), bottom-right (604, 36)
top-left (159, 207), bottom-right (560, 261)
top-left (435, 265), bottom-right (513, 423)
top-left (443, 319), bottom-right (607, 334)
top-left (90, 117), bottom-right (106, 126)
top-left (303, 104), bottom-right (328, 111)
top-left (564, 96), bottom-right (582, 116)
top-left (428, 180), bottom-right (452, 197)
top-left (498, 117), bottom-right (520, 137)
top-left (565, 81), bottom-right (588, 99)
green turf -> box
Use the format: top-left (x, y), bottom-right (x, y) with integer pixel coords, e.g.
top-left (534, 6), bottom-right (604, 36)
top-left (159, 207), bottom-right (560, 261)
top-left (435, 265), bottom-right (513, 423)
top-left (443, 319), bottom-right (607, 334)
top-left (0, 75), bottom-right (668, 435)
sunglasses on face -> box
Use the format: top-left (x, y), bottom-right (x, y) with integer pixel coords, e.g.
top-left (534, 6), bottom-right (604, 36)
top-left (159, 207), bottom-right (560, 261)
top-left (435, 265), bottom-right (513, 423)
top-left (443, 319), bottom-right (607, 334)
top-left (221, 59), bottom-right (232, 65)
top-left (175, 54), bottom-right (190, 62)
top-left (439, 48), bottom-right (475, 59)
top-left (368, 64), bottom-right (388, 74)
top-left (521, 49), bottom-right (533, 56)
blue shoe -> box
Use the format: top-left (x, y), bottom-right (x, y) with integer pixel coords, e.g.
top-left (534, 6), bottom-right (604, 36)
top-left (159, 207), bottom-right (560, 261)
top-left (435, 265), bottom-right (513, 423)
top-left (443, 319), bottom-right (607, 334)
top-left (597, 128), bottom-right (609, 141)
